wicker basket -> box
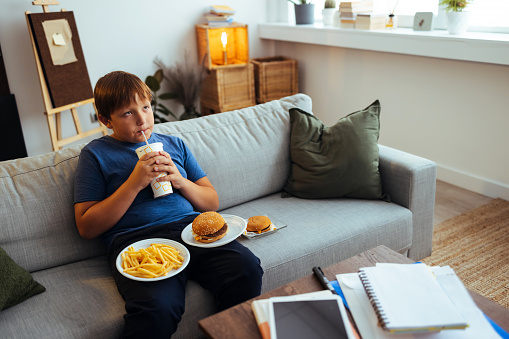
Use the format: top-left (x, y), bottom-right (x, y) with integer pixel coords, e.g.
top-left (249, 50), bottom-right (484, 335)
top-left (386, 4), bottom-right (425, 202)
top-left (200, 63), bottom-right (255, 115)
top-left (250, 56), bottom-right (298, 104)
top-left (196, 23), bottom-right (249, 70)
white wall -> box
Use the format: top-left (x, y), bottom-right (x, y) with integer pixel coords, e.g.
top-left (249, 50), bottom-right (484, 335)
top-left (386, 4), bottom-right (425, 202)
top-left (272, 41), bottom-right (509, 200)
top-left (2, 1), bottom-right (508, 199)
top-left (1, 0), bottom-right (271, 156)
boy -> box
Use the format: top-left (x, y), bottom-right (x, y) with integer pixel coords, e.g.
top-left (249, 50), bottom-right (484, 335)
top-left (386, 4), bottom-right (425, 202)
top-left (74, 71), bottom-right (263, 338)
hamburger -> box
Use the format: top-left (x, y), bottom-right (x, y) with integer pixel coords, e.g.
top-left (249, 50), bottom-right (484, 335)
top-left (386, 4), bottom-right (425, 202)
top-left (247, 216), bottom-right (273, 234)
top-left (192, 211), bottom-right (228, 243)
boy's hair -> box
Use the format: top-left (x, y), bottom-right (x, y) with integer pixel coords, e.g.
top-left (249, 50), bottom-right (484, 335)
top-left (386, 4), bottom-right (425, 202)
top-left (94, 71), bottom-right (152, 119)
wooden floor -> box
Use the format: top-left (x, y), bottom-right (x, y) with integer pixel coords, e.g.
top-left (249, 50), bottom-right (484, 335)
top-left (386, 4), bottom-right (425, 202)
top-left (434, 180), bottom-right (493, 225)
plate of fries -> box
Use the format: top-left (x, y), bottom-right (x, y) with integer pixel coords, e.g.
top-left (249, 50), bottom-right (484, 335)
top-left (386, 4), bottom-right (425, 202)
top-left (116, 238), bottom-right (190, 282)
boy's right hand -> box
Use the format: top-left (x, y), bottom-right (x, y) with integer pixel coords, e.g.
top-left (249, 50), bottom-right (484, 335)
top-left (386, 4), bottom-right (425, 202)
top-left (128, 151), bottom-right (167, 192)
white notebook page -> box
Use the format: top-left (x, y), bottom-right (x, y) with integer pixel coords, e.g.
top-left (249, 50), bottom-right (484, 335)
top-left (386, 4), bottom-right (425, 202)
top-left (358, 263), bottom-right (467, 331)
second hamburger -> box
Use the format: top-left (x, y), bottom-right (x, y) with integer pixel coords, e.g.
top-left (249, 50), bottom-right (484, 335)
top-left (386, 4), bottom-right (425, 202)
top-left (247, 216), bottom-right (273, 234)
top-left (192, 211), bottom-right (229, 243)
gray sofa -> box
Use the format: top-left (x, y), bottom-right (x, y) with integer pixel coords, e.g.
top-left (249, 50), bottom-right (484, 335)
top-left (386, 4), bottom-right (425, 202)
top-left (0, 94), bottom-right (436, 338)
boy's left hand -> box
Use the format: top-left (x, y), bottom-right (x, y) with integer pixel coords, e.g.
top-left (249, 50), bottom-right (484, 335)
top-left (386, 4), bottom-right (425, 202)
top-left (153, 151), bottom-right (185, 189)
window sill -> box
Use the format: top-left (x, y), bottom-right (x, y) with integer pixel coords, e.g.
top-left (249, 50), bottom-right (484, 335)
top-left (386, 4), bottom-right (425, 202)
top-left (258, 23), bottom-right (509, 66)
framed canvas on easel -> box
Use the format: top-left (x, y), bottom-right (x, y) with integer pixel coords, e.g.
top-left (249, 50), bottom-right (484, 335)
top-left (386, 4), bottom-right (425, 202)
top-left (25, 0), bottom-right (107, 151)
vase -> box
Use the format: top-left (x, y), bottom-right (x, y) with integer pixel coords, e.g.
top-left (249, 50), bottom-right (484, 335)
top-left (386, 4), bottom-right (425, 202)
top-left (294, 4), bottom-right (315, 25)
top-left (446, 11), bottom-right (470, 35)
top-left (322, 8), bottom-right (336, 26)
top-left (386, 14), bottom-right (398, 29)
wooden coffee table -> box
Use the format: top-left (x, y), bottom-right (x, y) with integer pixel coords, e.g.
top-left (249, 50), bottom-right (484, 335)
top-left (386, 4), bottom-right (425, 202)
top-left (198, 245), bottom-right (509, 338)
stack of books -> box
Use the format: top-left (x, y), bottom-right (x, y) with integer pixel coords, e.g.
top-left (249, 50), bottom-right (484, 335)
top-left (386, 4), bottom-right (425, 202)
top-left (205, 5), bottom-right (235, 27)
top-left (338, 1), bottom-right (373, 28)
top-left (250, 263), bottom-right (505, 339)
top-left (355, 13), bottom-right (386, 30)
top-left (336, 263), bottom-right (504, 338)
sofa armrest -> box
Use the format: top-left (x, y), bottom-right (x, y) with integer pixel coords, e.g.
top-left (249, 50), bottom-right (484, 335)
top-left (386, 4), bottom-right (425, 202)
top-left (378, 144), bottom-right (437, 261)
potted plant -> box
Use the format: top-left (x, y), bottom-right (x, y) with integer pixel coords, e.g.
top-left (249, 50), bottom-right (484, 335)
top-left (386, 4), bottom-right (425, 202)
top-left (155, 51), bottom-right (208, 121)
top-left (145, 69), bottom-right (178, 123)
top-left (287, 0), bottom-right (315, 25)
top-left (322, 0), bottom-right (336, 26)
top-left (440, 0), bottom-right (472, 34)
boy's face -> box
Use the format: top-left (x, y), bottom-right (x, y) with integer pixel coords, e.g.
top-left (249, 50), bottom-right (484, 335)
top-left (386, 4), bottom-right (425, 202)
top-left (100, 93), bottom-right (154, 143)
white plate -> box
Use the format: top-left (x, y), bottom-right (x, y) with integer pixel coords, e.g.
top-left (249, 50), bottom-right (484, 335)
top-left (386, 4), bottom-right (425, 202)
top-left (116, 238), bottom-right (190, 282)
top-left (181, 214), bottom-right (247, 248)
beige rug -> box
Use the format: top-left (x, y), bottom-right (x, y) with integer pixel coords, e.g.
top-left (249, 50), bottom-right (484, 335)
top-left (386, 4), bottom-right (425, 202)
top-left (422, 198), bottom-right (509, 309)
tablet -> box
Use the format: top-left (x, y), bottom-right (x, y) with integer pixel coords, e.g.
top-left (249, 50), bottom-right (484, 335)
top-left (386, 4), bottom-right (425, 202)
top-left (268, 295), bottom-right (356, 339)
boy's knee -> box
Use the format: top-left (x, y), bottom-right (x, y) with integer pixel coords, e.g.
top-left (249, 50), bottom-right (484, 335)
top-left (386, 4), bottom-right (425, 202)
top-left (123, 297), bottom-right (185, 338)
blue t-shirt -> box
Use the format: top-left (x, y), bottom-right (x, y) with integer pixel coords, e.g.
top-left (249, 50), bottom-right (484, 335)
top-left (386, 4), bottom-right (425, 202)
top-left (74, 133), bottom-right (206, 248)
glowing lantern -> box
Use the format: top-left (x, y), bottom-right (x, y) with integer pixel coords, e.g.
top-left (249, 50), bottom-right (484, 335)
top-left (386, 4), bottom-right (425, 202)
top-left (196, 23), bottom-right (249, 69)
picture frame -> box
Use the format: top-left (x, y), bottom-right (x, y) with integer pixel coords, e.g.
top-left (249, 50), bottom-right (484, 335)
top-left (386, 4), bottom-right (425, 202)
top-left (413, 12), bottom-right (434, 31)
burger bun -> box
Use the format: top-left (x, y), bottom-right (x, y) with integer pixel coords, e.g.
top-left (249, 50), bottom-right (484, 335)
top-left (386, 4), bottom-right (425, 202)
top-left (247, 216), bottom-right (273, 233)
top-left (192, 211), bottom-right (229, 243)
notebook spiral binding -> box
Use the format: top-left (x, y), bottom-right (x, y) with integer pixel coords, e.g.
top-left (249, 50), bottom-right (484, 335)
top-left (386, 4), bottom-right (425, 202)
top-left (359, 271), bottom-right (390, 329)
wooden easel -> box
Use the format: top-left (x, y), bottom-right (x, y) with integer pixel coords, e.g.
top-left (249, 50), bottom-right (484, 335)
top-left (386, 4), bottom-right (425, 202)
top-left (26, 0), bottom-right (107, 151)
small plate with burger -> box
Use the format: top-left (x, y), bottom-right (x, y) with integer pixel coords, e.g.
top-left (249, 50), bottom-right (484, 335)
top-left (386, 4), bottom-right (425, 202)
top-left (181, 212), bottom-right (247, 248)
top-left (242, 215), bottom-right (286, 239)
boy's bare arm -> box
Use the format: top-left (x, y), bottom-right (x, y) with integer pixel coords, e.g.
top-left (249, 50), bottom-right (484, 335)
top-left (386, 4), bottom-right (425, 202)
top-left (177, 176), bottom-right (219, 212)
top-left (75, 152), bottom-right (165, 240)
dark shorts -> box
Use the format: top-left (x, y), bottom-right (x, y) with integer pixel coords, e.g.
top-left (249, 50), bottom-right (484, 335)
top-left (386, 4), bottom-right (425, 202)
top-left (107, 215), bottom-right (263, 338)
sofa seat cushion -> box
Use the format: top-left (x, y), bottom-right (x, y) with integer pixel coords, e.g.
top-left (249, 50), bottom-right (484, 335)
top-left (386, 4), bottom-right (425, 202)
top-left (221, 194), bottom-right (413, 292)
top-left (0, 256), bottom-right (125, 338)
top-left (0, 257), bottom-right (224, 339)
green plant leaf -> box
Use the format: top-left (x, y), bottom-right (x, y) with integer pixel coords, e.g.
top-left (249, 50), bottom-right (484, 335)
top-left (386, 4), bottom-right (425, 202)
top-left (159, 92), bottom-right (178, 100)
top-left (154, 114), bottom-right (170, 124)
top-left (145, 75), bottom-right (160, 92)
top-left (154, 69), bottom-right (164, 83)
top-left (157, 104), bottom-right (178, 120)
top-left (157, 104), bottom-right (171, 114)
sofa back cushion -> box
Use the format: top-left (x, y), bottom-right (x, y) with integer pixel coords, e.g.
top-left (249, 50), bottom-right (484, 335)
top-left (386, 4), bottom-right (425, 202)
top-left (0, 145), bottom-right (105, 272)
top-left (155, 94), bottom-right (312, 210)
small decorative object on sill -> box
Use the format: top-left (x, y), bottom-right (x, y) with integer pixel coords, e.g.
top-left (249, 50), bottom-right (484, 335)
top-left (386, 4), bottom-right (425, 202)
top-left (440, 0), bottom-right (472, 35)
top-left (386, 0), bottom-right (400, 29)
top-left (445, 11), bottom-right (471, 35)
top-left (356, 13), bottom-right (386, 30)
top-left (337, 1), bottom-right (374, 28)
top-left (288, 0), bottom-right (315, 25)
top-left (322, 0), bottom-right (337, 26)
top-left (386, 14), bottom-right (397, 29)
top-left (413, 12), bottom-right (433, 31)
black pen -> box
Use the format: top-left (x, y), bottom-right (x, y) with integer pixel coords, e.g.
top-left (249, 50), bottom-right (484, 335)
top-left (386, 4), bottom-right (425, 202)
top-left (312, 266), bottom-right (338, 295)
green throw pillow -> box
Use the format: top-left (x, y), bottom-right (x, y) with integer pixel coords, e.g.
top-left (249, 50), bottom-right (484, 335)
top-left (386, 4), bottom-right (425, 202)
top-left (0, 246), bottom-right (46, 310)
top-left (282, 100), bottom-right (388, 200)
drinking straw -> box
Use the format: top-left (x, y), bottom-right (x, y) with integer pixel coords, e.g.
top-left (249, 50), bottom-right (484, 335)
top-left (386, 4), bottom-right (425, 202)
top-left (141, 131), bottom-right (149, 145)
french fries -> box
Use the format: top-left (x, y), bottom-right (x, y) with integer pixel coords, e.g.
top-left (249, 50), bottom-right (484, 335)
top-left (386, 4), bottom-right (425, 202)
top-left (121, 243), bottom-right (184, 279)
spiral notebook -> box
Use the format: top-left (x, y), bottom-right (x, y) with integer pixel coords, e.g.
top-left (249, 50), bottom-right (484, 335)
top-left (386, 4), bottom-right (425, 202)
top-left (358, 263), bottom-right (468, 333)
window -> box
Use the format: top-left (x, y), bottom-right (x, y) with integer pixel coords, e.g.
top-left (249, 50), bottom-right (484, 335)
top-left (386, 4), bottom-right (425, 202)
top-left (310, 0), bottom-right (509, 33)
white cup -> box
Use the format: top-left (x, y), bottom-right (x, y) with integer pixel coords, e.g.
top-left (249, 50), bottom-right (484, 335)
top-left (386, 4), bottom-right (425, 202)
top-left (135, 142), bottom-right (173, 198)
